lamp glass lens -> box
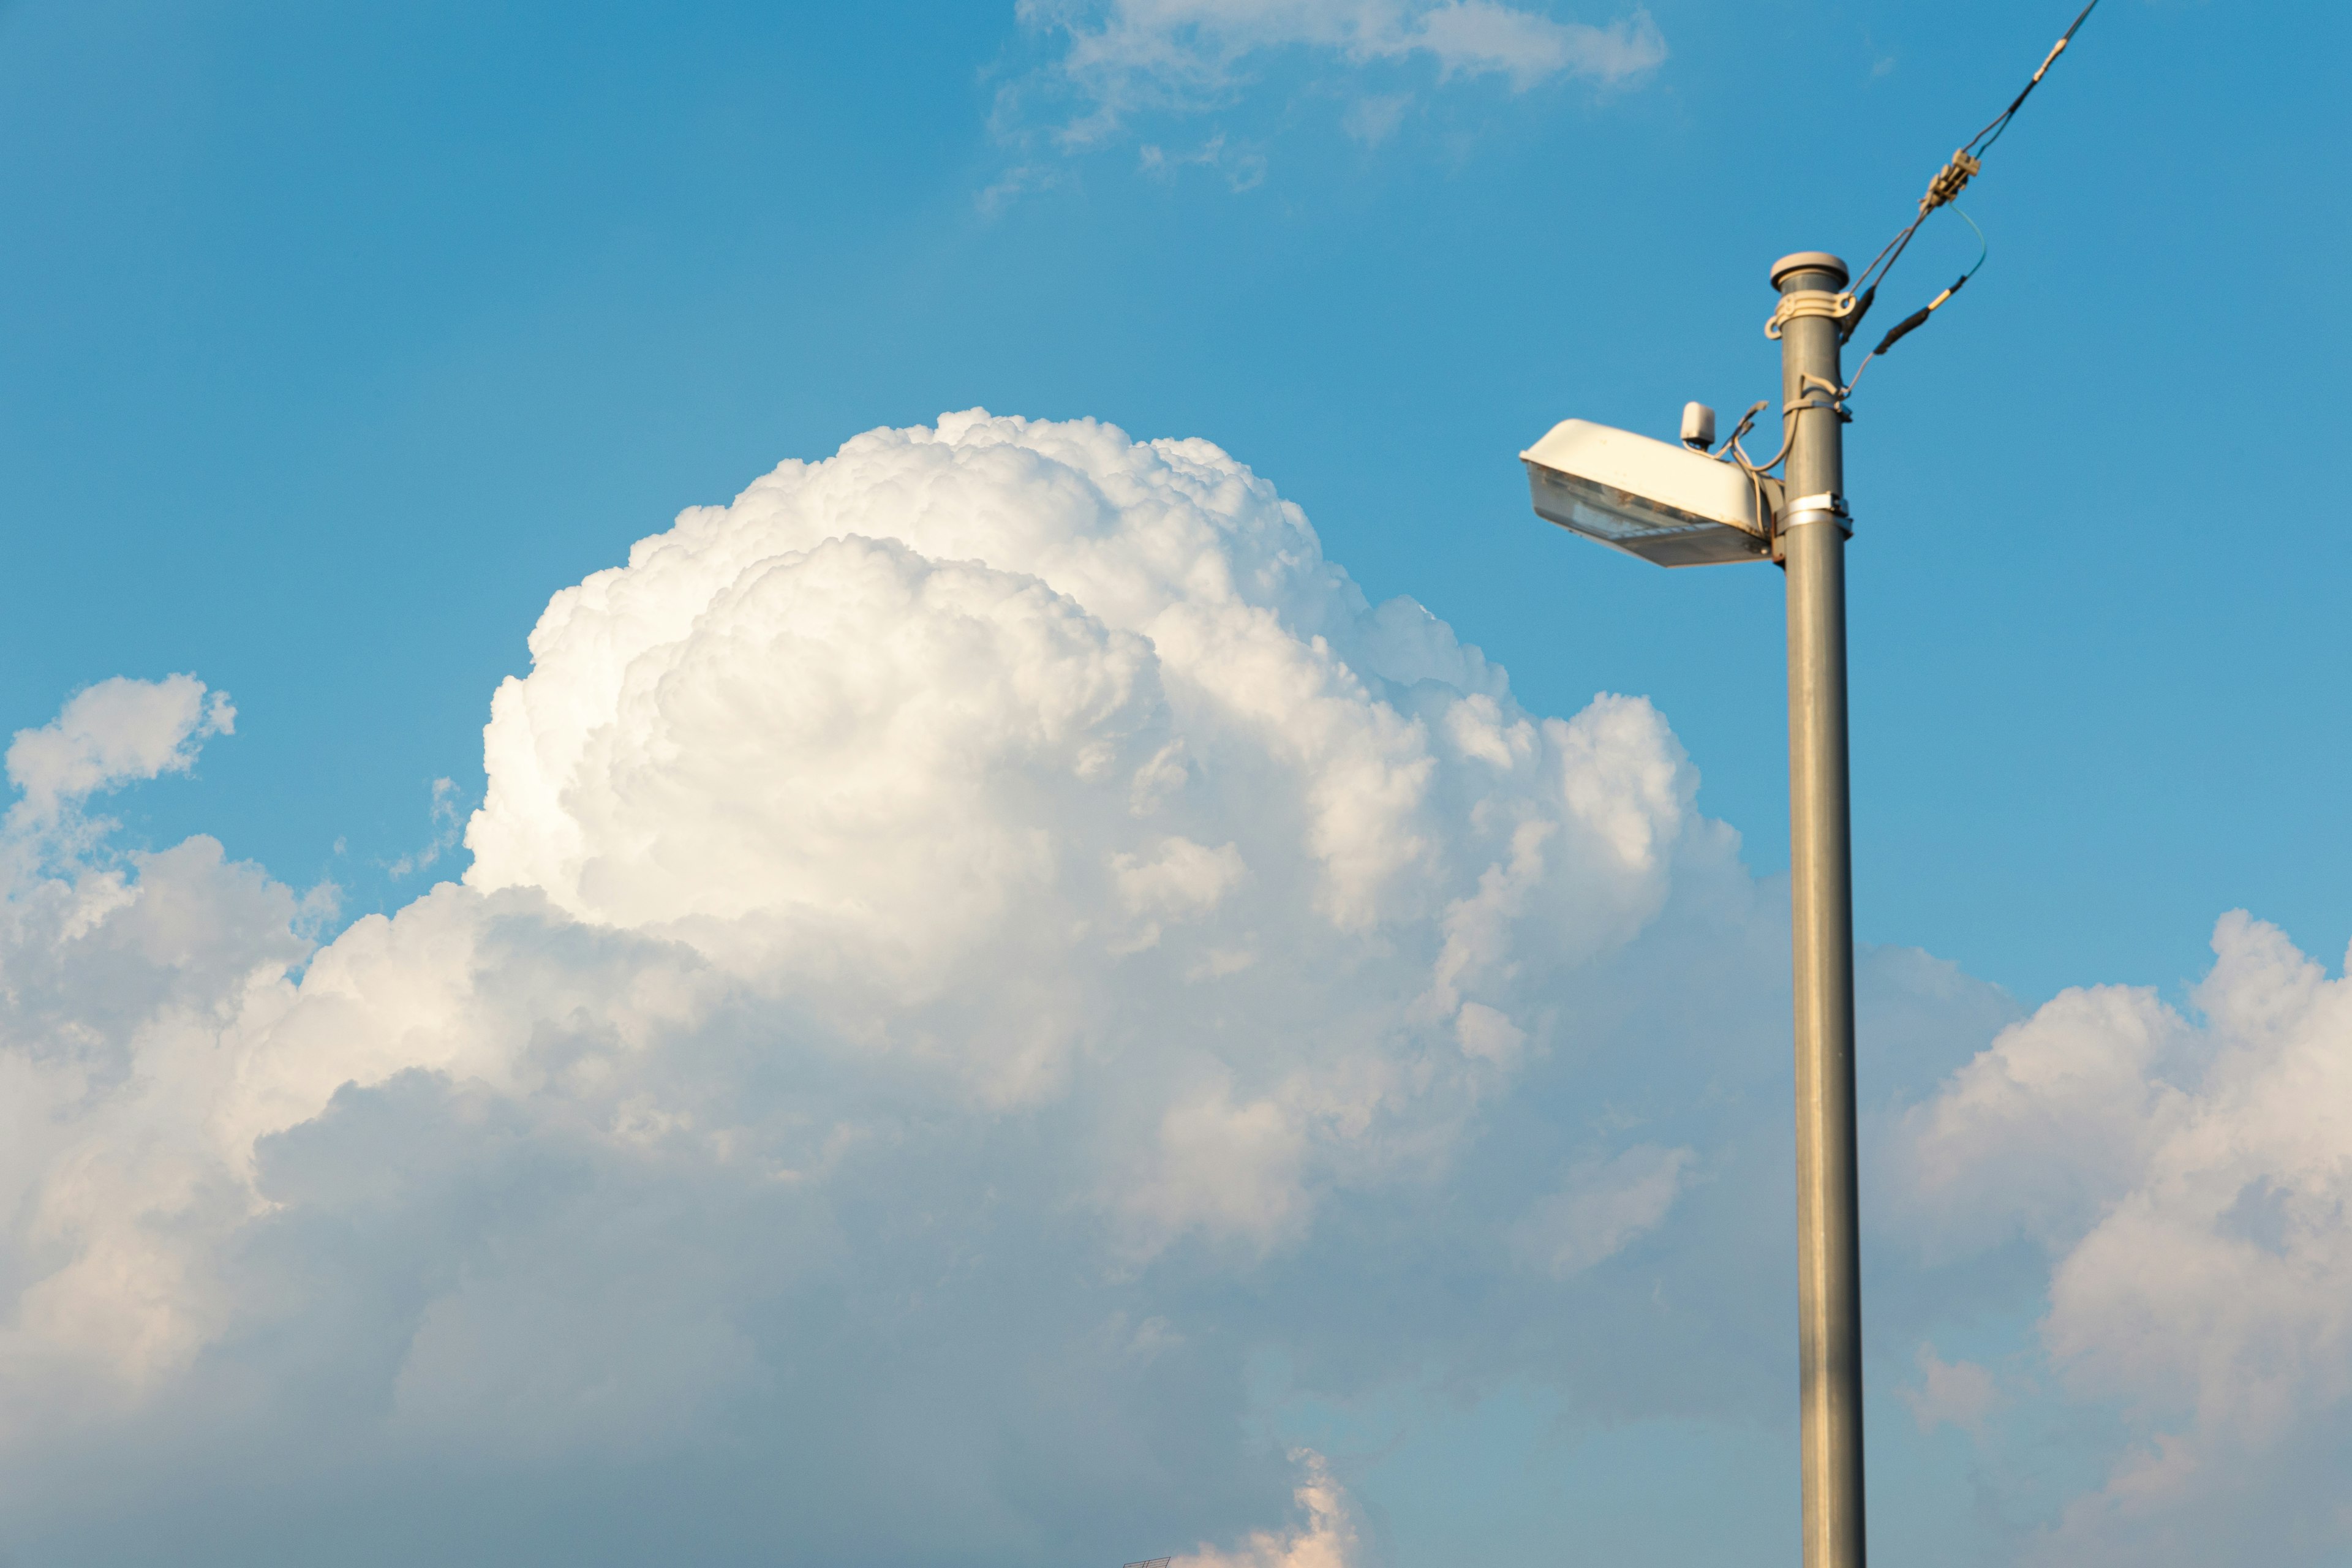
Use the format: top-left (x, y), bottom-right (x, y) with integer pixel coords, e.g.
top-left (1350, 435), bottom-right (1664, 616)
top-left (1565, 494), bottom-right (1709, 544)
top-left (1525, 460), bottom-right (1768, 568)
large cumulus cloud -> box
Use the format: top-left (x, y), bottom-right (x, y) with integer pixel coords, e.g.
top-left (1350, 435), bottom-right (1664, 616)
top-left (0, 412), bottom-right (2343, 1566)
top-left (459, 410), bottom-right (1709, 1253)
top-left (0, 413), bottom-right (1749, 1566)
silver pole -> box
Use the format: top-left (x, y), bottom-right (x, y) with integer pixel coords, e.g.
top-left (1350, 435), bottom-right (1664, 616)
top-left (1771, 249), bottom-right (1866, 1568)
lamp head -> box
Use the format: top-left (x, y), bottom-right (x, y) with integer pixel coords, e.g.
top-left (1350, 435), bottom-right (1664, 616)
top-left (1521, 418), bottom-right (1776, 568)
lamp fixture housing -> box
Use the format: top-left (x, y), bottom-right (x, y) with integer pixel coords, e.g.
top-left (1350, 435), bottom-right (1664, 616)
top-left (1521, 418), bottom-right (1781, 568)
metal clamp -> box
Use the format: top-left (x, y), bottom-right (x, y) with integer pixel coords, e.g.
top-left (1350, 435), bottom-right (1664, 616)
top-left (1778, 492), bottom-right (1852, 535)
top-left (1765, 290), bottom-right (1858, 341)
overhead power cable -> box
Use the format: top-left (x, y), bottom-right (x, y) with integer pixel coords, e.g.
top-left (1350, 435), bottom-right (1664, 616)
top-left (1704, 0), bottom-right (2105, 480)
top-left (1962, 0), bottom-right (2106, 161)
top-left (1839, 0), bottom-right (2103, 392)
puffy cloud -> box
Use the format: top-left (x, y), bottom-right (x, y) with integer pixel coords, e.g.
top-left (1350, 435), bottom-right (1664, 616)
top-left (460, 411), bottom-right (1679, 1152)
top-left (0, 412), bottom-right (1766, 1564)
top-left (4, 673), bottom-right (233, 832)
top-left (2, 411), bottom-right (2340, 1565)
top-left (1899, 911), bottom-right (2352, 1562)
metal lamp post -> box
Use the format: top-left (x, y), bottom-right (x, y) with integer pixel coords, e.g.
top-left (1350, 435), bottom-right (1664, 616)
top-left (1520, 249), bottom-right (1867, 1568)
top-left (1773, 249), bottom-right (1865, 1568)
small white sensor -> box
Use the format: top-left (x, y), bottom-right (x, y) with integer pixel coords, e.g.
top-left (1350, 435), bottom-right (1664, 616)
top-left (1681, 402), bottom-right (1717, 451)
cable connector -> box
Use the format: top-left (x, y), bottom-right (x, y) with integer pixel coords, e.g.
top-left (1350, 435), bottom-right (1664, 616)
top-left (1920, 149), bottom-right (1983, 215)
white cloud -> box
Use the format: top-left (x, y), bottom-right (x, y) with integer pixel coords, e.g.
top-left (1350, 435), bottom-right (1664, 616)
top-left (385, 777), bottom-right (463, 878)
top-left (1140, 132), bottom-right (1270, 190)
top-left (1024, 0), bottom-right (1666, 115)
top-left (1, 412), bottom-right (2342, 1564)
top-left (1900, 911), bottom-right (2352, 1562)
top-left (999, 0), bottom-right (1666, 179)
top-left (976, 159), bottom-right (1067, 216)
top-left (5, 674), bottom-right (233, 832)
top-left (0, 412), bottom-right (1760, 1563)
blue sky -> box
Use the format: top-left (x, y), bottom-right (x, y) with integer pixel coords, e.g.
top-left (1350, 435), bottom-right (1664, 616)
top-left (1, 3), bottom-right (2347, 1566)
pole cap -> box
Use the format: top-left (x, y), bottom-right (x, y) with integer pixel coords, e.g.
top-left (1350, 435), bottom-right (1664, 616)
top-left (1770, 251), bottom-right (1850, 290)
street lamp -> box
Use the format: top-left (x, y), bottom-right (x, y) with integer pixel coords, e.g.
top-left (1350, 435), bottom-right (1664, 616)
top-left (1523, 249), bottom-right (1866, 1568)
top-left (1521, 418), bottom-right (1778, 567)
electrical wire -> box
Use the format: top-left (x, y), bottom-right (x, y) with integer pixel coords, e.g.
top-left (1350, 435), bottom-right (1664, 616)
top-left (1963, 0), bottom-right (2103, 160)
top-left (1849, 0), bottom-right (2101, 306)
top-left (1710, 401), bottom-right (1784, 541)
top-left (1740, 412), bottom-right (1799, 475)
top-left (1706, 0), bottom-right (2101, 480)
top-left (1844, 205), bottom-right (1986, 397)
top-left (1717, 400), bottom-right (1767, 455)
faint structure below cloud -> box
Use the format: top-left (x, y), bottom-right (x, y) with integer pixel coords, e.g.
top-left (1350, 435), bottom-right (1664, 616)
top-left (1512, 1142), bottom-right (1695, 1277)
top-left (1901, 1344), bottom-right (2003, 1436)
